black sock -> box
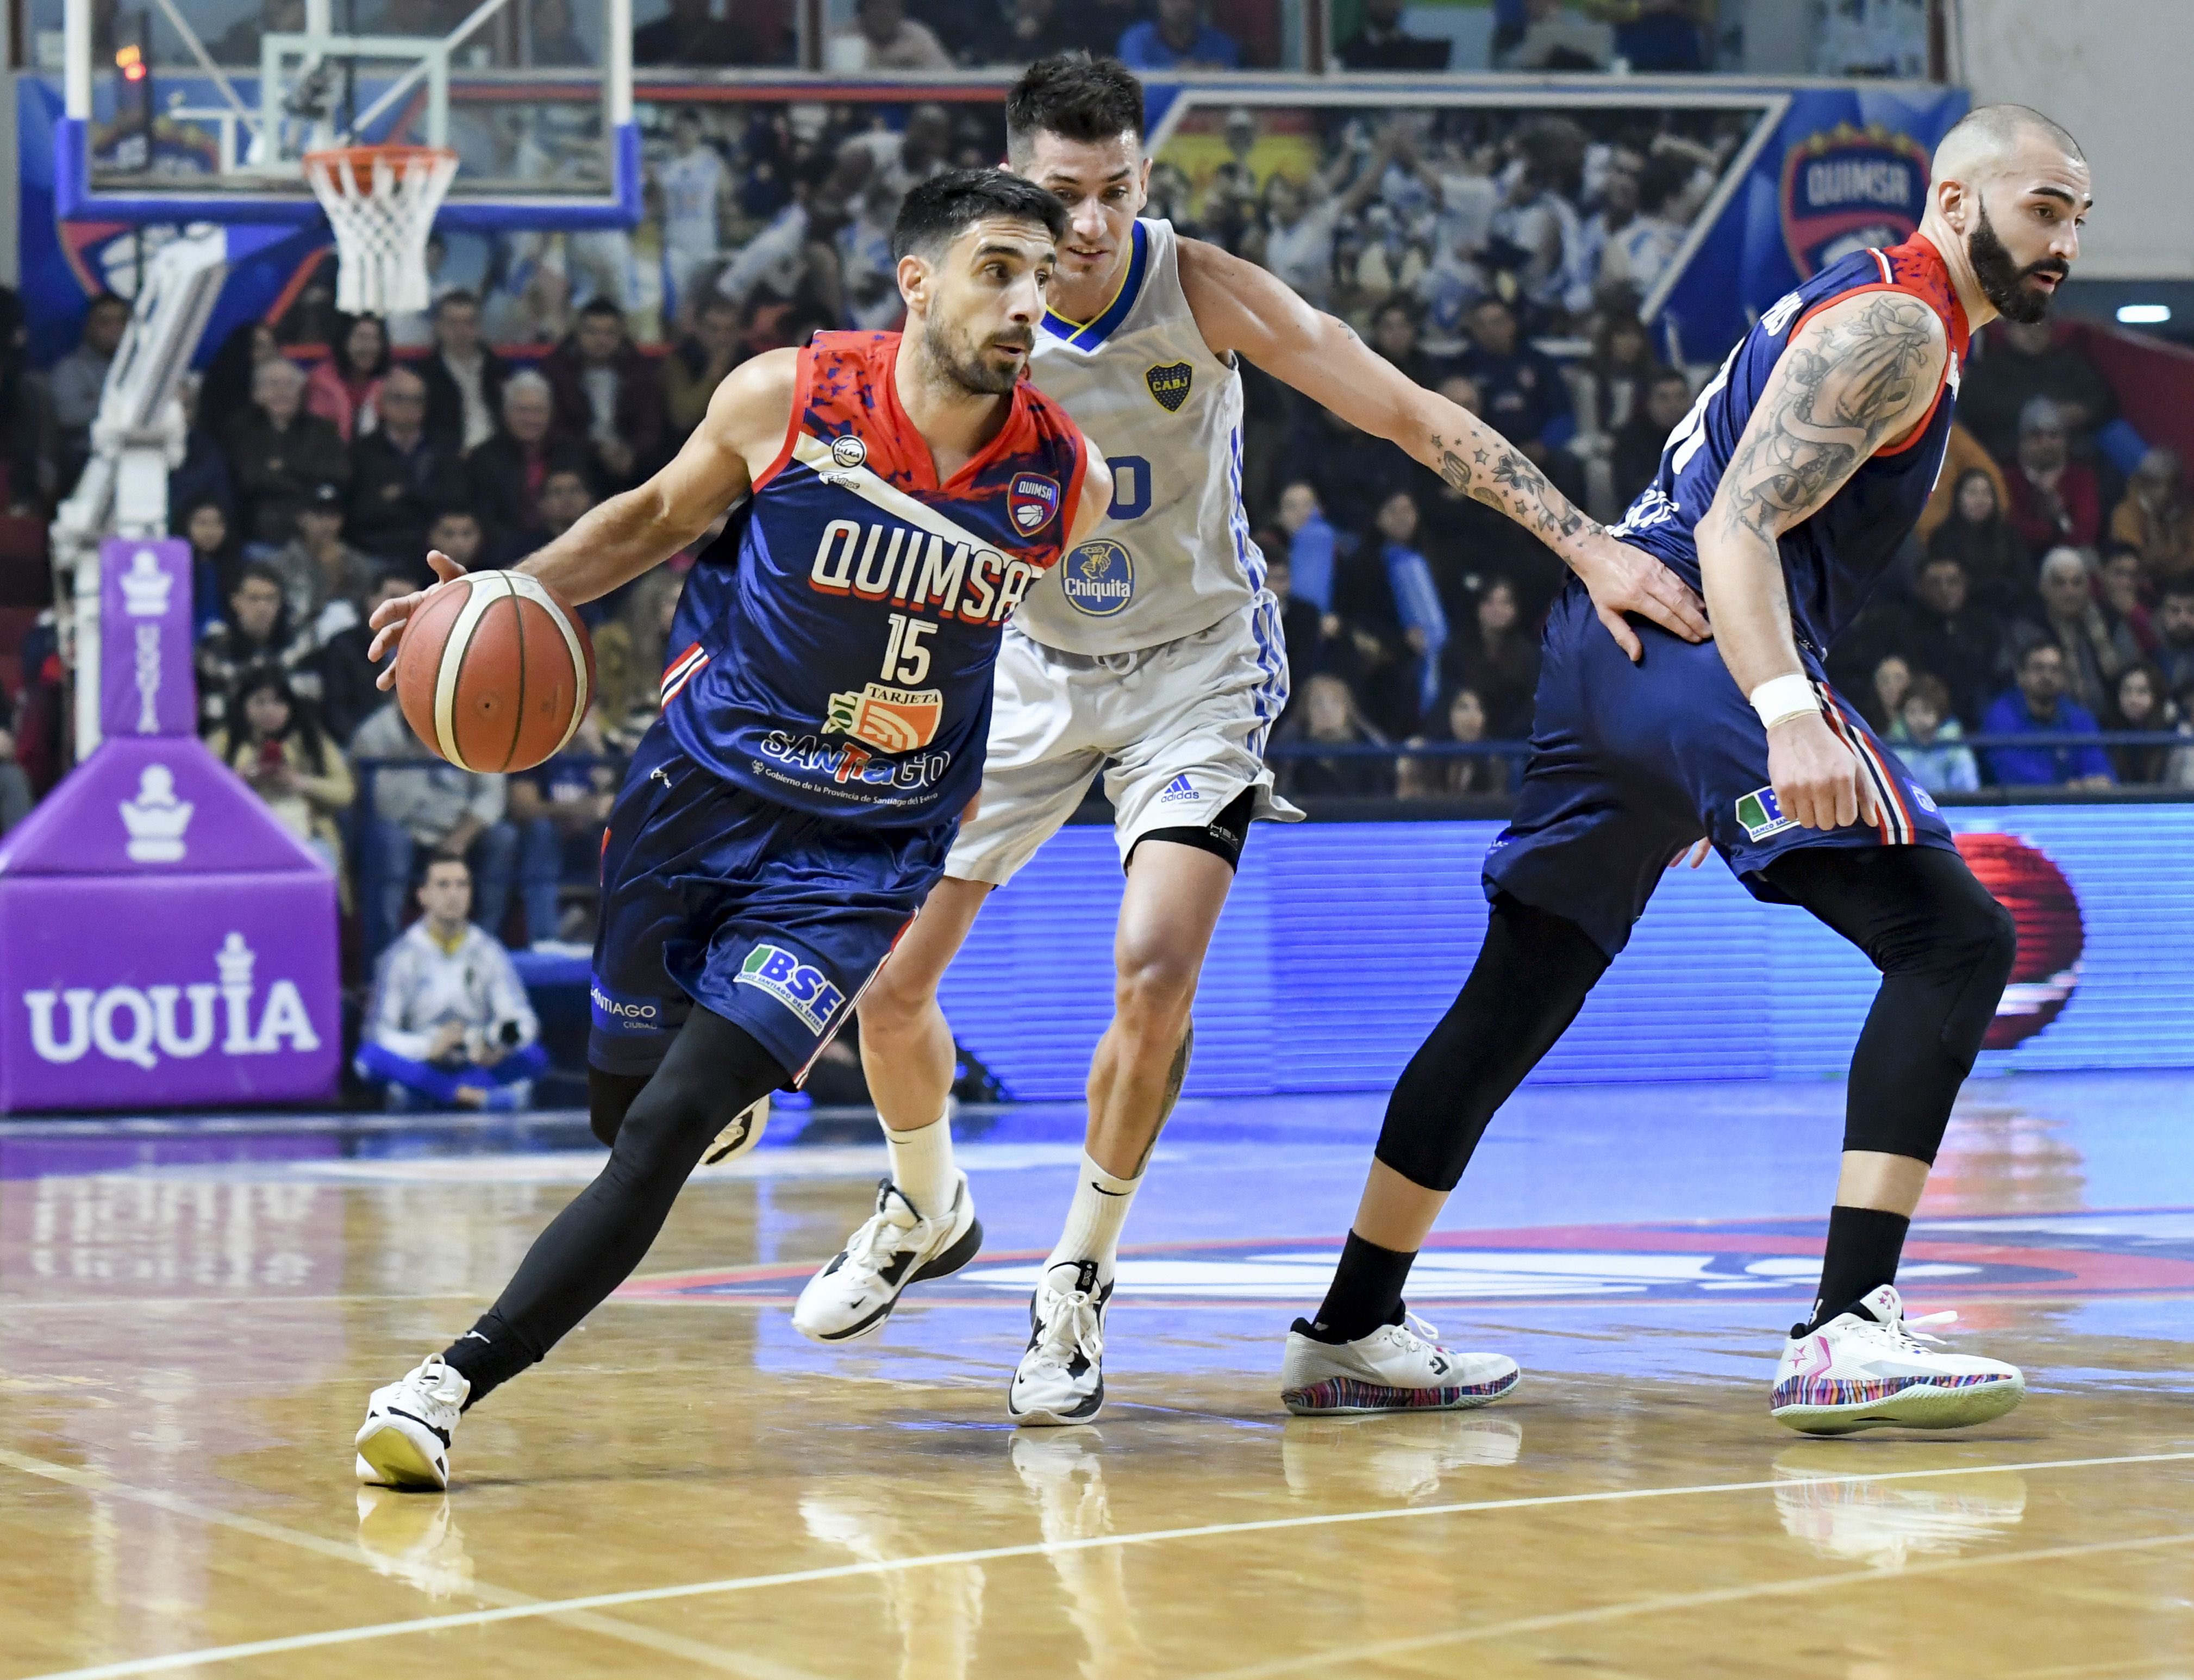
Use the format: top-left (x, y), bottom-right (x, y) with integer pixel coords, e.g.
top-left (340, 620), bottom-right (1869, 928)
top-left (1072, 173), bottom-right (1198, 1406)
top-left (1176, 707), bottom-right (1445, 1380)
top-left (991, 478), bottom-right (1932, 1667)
top-left (1300, 1232), bottom-right (1416, 1344)
top-left (441, 1311), bottom-right (541, 1409)
top-left (1804, 1206), bottom-right (1911, 1334)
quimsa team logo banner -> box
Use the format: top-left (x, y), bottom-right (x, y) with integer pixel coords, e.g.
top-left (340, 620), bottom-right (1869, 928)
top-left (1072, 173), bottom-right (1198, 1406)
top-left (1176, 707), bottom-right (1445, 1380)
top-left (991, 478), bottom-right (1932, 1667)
top-left (1009, 472), bottom-right (1060, 535)
top-left (1781, 121), bottom-right (1934, 279)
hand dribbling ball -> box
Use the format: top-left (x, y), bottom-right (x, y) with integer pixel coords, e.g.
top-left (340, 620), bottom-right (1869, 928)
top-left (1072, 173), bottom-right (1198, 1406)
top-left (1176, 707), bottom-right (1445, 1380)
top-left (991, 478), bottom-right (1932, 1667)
top-left (394, 571), bottom-right (596, 773)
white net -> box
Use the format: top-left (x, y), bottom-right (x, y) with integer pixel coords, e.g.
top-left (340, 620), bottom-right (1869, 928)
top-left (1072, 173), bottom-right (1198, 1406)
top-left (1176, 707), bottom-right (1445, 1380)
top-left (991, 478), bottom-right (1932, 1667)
top-left (302, 146), bottom-right (459, 316)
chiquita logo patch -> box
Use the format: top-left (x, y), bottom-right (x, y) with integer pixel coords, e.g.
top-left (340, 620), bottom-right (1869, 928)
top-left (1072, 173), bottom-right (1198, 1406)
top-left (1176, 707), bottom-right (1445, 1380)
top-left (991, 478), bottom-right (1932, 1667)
top-left (1145, 362), bottom-right (1193, 413)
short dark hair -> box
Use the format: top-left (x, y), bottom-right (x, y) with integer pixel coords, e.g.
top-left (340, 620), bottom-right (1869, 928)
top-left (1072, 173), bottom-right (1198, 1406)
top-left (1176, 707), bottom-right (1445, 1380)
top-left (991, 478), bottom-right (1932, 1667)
top-left (428, 505), bottom-right (480, 528)
top-left (542, 466), bottom-right (591, 491)
top-left (1638, 151), bottom-right (1695, 216)
top-left (891, 167), bottom-right (1068, 263)
top-left (579, 296), bottom-right (624, 322)
top-left (2161, 579), bottom-right (2194, 604)
top-left (233, 559), bottom-right (285, 596)
top-left (2020, 639), bottom-right (2062, 669)
top-left (433, 289), bottom-right (479, 315)
top-left (418, 855), bottom-right (471, 886)
top-left (1005, 54), bottom-right (1145, 161)
top-left (86, 291), bottom-right (130, 317)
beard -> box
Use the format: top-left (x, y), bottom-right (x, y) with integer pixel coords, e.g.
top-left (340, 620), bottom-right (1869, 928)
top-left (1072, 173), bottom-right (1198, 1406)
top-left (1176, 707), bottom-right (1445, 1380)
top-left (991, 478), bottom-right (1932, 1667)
top-left (921, 311), bottom-right (1027, 397)
top-left (1968, 200), bottom-right (2068, 325)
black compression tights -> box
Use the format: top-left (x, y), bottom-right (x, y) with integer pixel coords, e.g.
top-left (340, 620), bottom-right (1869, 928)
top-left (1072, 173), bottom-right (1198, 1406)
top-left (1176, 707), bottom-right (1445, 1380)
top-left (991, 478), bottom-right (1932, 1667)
top-left (443, 1010), bottom-right (787, 1406)
top-left (1375, 846), bottom-right (2016, 1192)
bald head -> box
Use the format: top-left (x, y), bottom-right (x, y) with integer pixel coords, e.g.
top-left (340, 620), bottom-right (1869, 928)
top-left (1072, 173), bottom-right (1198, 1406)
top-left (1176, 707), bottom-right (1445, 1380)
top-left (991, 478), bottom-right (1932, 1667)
top-left (1933, 103), bottom-right (2084, 185)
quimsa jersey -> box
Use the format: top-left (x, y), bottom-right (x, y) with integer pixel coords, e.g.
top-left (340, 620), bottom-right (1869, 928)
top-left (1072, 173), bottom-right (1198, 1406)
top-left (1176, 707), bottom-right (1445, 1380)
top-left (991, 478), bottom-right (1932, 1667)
top-left (661, 331), bottom-right (1088, 827)
top-left (1014, 218), bottom-right (1264, 654)
top-left (1611, 235), bottom-right (1971, 652)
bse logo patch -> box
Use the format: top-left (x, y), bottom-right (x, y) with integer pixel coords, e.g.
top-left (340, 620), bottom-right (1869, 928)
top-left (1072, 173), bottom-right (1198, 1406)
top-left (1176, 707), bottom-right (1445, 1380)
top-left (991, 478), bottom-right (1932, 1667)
top-left (735, 944), bottom-right (846, 1033)
top-left (829, 434), bottom-right (867, 470)
top-left (1736, 786), bottom-right (1798, 842)
top-left (1145, 362), bottom-right (1193, 413)
top-left (1009, 472), bottom-right (1061, 535)
top-left (1061, 538), bottom-right (1134, 617)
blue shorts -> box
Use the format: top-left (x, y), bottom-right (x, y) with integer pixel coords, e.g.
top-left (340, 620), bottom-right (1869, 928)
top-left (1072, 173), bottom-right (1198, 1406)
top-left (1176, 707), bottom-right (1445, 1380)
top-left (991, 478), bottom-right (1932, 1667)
top-left (589, 723), bottom-right (953, 1082)
top-left (1484, 578), bottom-right (1957, 958)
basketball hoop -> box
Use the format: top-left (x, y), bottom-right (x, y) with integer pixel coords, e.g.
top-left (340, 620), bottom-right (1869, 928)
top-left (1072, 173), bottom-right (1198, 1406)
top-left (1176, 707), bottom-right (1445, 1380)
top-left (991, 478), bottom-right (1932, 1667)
top-left (303, 144), bottom-right (459, 316)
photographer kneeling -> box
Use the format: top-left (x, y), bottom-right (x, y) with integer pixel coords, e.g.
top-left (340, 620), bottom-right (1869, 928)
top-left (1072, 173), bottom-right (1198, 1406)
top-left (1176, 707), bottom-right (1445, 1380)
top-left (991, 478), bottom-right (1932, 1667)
top-left (356, 857), bottom-right (546, 1111)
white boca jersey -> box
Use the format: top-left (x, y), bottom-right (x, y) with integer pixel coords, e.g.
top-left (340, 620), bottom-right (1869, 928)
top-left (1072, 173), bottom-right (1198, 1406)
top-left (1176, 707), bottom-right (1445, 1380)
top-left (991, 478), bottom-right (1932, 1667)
top-left (1017, 218), bottom-right (1263, 654)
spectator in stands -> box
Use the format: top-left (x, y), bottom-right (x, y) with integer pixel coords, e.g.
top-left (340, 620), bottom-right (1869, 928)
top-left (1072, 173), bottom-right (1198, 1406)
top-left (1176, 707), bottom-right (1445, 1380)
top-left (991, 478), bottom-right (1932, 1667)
top-left (418, 291), bottom-right (507, 453)
top-left (1274, 672), bottom-right (1391, 797)
top-left (2104, 662), bottom-right (2174, 785)
top-left (346, 366), bottom-right (464, 576)
top-left (510, 707), bottom-right (616, 945)
top-left (1337, 0), bottom-right (1453, 69)
top-left (2005, 397), bottom-right (2102, 553)
top-left (1260, 156), bottom-right (1387, 310)
top-left (1356, 489), bottom-right (1448, 727)
top-left (304, 314), bottom-right (391, 442)
top-left (261, 482), bottom-right (381, 643)
top-left (195, 562), bottom-right (313, 736)
top-left (1611, 367), bottom-right (1690, 511)
top-left (353, 697), bottom-right (521, 956)
top-left (541, 298), bottom-right (668, 494)
top-left (2109, 447), bottom-right (2194, 590)
top-left (2098, 548), bottom-right (2157, 655)
top-left (1615, 0), bottom-right (1710, 70)
top-left (830, 0), bottom-right (953, 69)
top-left (1397, 686), bottom-right (1510, 800)
top-left (356, 857), bottom-right (548, 1112)
top-left (535, 469), bottom-right (595, 558)
top-left (657, 108), bottom-right (733, 324)
top-left (974, 0), bottom-right (1116, 64)
top-left (1928, 465), bottom-right (2034, 609)
top-left (1369, 297), bottom-right (1447, 391)
top-left (1279, 401), bottom-right (1403, 538)
top-left (1601, 151), bottom-right (1693, 300)
top-left (1902, 554), bottom-right (2006, 727)
top-left (1498, 0), bottom-right (1614, 71)
top-left (1870, 652), bottom-right (1913, 733)
top-left (2151, 580), bottom-right (2194, 695)
top-left (208, 669), bottom-right (355, 889)
top-left (199, 320), bottom-right (282, 427)
top-left (41, 292), bottom-right (130, 491)
top-left (1886, 673), bottom-right (1979, 795)
top-left (661, 295), bottom-right (744, 444)
top-left (1118, 0), bottom-right (1242, 68)
top-left (1583, 309), bottom-right (1663, 436)
top-left (1457, 297), bottom-right (1579, 484)
top-left (425, 506), bottom-right (486, 576)
top-left (468, 371), bottom-right (589, 560)
top-left (1958, 317), bottom-right (2119, 467)
top-left (2023, 545), bottom-right (2136, 717)
top-left (632, 0), bottom-right (765, 65)
top-left (526, 0), bottom-right (591, 64)
top-left (179, 497), bottom-right (245, 635)
top-left (1983, 641), bottom-right (2114, 790)
top-left (167, 376), bottom-right (234, 532)
top-left (1445, 574), bottom-right (1540, 740)
top-left (1277, 480), bottom-right (1336, 616)
top-left (591, 565), bottom-right (685, 744)
top-left (315, 573), bottom-right (414, 747)
top-left (0, 681), bottom-right (30, 834)
top-left (224, 357), bottom-right (350, 545)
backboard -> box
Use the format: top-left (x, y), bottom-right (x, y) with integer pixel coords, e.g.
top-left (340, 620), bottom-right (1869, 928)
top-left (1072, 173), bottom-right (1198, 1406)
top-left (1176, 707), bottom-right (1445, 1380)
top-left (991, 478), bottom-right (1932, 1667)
top-left (55, 0), bottom-right (638, 230)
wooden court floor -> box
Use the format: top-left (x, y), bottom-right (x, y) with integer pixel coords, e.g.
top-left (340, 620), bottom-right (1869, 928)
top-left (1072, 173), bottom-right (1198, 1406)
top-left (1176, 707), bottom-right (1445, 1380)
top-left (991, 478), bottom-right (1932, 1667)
top-left (4, 1077), bottom-right (2192, 1678)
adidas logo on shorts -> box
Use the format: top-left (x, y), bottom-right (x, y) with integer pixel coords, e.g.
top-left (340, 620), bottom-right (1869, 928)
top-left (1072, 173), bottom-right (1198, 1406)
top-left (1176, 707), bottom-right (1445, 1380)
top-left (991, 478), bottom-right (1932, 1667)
top-left (1157, 774), bottom-right (1198, 805)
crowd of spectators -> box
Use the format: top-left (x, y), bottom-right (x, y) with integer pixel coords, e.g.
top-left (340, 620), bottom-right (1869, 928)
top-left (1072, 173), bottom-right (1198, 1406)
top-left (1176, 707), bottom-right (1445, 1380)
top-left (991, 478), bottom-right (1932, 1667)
top-left (1, 72), bottom-right (2186, 1021)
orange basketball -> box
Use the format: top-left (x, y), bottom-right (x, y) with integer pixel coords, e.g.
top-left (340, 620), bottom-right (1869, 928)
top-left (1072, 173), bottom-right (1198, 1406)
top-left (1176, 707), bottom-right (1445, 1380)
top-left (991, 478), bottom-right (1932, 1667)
top-left (393, 571), bottom-right (596, 773)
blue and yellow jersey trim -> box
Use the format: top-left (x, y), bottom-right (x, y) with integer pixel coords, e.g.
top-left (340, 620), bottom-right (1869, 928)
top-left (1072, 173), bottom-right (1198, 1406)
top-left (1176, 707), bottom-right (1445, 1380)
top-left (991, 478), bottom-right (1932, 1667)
top-left (1040, 220), bottom-right (1150, 352)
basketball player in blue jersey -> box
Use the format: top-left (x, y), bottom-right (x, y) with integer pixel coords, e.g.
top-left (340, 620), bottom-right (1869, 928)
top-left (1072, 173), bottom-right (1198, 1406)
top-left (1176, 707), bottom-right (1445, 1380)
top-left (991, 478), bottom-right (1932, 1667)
top-left (1295, 107), bottom-right (2090, 1433)
top-left (791, 55), bottom-right (1712, 1427)
top-left (348, 170), bottom-right (1112, 1490)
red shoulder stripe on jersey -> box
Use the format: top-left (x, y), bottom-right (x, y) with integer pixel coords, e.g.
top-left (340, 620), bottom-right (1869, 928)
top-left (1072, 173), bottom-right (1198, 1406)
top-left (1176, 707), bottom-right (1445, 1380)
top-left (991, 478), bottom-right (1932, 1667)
top-left (751, 343), bottom-right (817, 493)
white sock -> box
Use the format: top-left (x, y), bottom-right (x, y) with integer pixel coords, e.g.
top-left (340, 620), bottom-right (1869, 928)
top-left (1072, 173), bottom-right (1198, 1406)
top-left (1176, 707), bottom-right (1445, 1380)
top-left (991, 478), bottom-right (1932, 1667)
top-left (1043, 1151), bottom-right (1142, 1288)
top-left (883, 1111), bottom-right (957, 1220)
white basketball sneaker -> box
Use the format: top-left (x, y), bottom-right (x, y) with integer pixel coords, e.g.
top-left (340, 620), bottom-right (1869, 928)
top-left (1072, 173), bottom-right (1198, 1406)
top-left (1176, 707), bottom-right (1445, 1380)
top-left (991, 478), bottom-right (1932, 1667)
top-left (1280, 1312), bottom-right (1522, 1416)
top-left (792, 1171), bottom-right (983, 1343)
top-left (355, 1354), bottom-right (470, 1491)
top-left (1771, 1283), bottom-right (2025, 1435)
top-left (1008, 1260), bottom-right (1111, 1426)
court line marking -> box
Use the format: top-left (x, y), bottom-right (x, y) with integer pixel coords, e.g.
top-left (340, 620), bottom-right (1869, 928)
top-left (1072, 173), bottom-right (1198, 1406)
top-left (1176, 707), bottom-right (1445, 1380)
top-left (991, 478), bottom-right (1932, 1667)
top-left (1190, 1527), bottom-right (2194, 1679)
top-left (0, 1446), bottom-right (828, 1680)
top-left (20, 1448), bottom-right (2194, 1680)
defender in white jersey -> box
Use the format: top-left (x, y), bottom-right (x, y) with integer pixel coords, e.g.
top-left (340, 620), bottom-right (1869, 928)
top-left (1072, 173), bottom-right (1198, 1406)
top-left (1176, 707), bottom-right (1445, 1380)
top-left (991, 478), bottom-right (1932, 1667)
top-left (794, 57), bottom-right (1711, 1423)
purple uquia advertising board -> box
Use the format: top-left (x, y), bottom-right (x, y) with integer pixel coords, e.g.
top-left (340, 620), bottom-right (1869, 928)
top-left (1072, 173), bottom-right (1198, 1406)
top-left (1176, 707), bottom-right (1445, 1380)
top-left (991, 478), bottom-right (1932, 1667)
top-left (98, 537), bottom-right (197, 739)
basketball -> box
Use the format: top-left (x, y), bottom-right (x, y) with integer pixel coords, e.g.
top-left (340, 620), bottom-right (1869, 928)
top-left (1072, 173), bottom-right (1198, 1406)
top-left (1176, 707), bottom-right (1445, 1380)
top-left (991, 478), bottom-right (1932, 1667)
top-left (393, 571), bottom-right (596, 773)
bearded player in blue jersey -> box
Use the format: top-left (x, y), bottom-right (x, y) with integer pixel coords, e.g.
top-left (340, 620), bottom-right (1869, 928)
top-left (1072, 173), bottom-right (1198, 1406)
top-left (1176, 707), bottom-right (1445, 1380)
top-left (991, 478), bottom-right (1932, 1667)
top-left (1291, 107), bottom-right (2091, 1434)
top-left (349, 170), bottom-right (1112, 1490)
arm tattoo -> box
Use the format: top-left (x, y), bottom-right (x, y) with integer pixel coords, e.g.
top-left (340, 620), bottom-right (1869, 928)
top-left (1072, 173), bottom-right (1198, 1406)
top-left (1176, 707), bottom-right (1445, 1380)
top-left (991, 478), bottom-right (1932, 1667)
top-left (1716, 292), bottom-right (1941, 542)
top-left (1426, 426), bottom-right (1599, 550)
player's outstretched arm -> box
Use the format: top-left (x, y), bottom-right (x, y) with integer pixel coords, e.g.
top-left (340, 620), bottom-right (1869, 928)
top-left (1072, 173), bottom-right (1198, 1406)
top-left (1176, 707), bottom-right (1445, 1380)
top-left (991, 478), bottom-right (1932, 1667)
top-left (368, 351), bottom-right (800, 675)
top-left (1696, 290), bottom-right (1947, 830)
top-left (1066, 443), bottom-right (1113, 548)
top-left (1174, 238), bottom-right (1709, 661)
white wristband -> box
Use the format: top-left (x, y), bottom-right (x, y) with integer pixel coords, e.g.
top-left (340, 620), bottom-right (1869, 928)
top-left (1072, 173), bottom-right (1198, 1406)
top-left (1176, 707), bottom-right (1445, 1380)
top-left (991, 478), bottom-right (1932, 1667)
top-left (1749, 673), bottom-right (1818, 730)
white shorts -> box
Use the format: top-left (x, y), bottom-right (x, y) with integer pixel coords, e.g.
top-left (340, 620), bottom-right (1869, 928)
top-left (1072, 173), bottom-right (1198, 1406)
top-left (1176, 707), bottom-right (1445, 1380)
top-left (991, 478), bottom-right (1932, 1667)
top-left (947, 596), bottom-right (1300, 885)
